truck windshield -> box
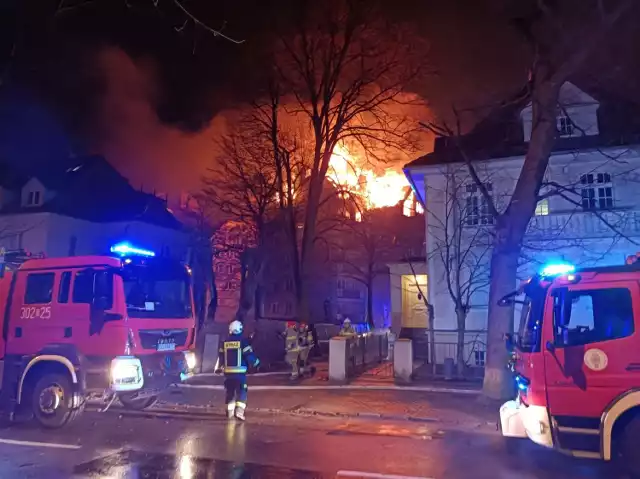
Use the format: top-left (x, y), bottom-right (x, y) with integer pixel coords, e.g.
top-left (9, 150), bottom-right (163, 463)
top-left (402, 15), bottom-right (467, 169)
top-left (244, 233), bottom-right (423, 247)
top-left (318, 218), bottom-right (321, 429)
top-left (516, 284), bottom-right (546, 353)
top-left (122, 262), bottom-right (192, 319)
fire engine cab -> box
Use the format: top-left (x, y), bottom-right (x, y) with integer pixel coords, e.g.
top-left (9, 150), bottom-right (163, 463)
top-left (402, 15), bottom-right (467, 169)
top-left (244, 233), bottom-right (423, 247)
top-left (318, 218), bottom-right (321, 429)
top-left (499, 256), bottom-right (640, 475)
top-left (0, 243), bottom-right (197, 428)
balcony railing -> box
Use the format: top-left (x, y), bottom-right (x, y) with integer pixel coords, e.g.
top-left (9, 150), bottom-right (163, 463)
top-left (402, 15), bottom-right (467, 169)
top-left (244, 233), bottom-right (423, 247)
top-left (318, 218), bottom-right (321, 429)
top-left (527, 209), bottom-right (640, 240)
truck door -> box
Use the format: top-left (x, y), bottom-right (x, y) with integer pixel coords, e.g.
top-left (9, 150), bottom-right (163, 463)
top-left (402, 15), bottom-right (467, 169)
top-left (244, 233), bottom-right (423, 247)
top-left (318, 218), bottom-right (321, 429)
top-left (544, 281), bottom-right (638, 421)
top-left (58, 268), bottom-right (122, 357)
top-left (7, 270), bottom-right (58, 354)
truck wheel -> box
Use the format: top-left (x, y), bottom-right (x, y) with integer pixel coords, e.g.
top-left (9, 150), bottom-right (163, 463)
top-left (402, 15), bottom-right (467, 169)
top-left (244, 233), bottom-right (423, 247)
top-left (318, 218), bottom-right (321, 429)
top-left (118, 393), bottom-right (158, 411)
top-left (618, 415), bottom-right (640, 478)
top-left (31, 373), bottom-right (82, 429)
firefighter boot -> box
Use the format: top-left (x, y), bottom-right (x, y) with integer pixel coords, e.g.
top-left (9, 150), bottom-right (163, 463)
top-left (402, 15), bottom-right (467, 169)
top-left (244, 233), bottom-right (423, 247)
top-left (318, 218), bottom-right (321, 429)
top-left (235, 402), bottom-right (246, 421)
top-left (226, 402), bottom-right (235, 419)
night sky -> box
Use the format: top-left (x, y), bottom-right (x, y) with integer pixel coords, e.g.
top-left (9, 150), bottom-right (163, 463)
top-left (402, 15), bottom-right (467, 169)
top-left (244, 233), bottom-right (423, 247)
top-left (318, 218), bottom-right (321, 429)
top-left (0, 0), bottom-right (637, 198)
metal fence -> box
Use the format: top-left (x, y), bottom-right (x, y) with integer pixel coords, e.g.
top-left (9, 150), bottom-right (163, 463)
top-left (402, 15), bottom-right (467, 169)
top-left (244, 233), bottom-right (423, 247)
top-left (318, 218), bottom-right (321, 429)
top-left (410, 329), bottom-right (487, 379)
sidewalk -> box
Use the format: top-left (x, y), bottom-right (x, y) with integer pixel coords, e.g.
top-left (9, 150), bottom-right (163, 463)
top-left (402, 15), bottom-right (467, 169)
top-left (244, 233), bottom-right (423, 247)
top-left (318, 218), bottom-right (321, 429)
top-left (188, 361), bottom-right (483, 394)
top-left (162, 384), bottom-right (498, 431)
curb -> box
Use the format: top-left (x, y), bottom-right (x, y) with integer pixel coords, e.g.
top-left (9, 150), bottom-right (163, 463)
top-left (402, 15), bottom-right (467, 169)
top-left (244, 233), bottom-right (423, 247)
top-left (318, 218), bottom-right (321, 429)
top-left (178, 383), bottom-right (481, 395)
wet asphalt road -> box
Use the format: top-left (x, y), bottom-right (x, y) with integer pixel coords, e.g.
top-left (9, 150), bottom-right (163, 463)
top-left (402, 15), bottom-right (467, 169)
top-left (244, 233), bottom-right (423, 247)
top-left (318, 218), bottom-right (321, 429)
top-left (0, 405), bottom-right (619, 479)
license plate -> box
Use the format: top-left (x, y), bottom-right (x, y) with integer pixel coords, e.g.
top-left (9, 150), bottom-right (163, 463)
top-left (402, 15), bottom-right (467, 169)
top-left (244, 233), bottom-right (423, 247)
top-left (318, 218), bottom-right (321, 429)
top-left (157, 340), bottom-right (176, 352)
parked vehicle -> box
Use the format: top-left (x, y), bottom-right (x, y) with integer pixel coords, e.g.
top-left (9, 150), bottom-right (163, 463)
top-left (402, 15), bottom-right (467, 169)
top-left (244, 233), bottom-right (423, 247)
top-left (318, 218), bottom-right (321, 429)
top-left (0, 243), bottom-right (197, 428)
top-left (499, 258), bottom-right (640, 476)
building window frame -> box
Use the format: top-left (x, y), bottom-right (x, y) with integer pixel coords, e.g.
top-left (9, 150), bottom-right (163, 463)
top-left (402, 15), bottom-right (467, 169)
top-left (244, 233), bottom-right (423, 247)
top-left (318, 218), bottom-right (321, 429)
top-left (579, 172), bottom-right (613, 210)
top-left (463, 182), bottom-right (494, 226)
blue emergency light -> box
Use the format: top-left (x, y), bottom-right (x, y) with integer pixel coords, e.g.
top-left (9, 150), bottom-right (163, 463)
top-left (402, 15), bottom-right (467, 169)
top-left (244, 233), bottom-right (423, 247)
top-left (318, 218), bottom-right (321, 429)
top-left (110, 242), bottom-right (155, 258)
top-left (539, 262), bottom-right (575, 277)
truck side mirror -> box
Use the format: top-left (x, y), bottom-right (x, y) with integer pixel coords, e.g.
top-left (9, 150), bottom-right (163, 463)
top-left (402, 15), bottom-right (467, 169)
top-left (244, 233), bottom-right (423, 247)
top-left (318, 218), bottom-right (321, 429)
top-left (546, 341), bottom-right (555, 353)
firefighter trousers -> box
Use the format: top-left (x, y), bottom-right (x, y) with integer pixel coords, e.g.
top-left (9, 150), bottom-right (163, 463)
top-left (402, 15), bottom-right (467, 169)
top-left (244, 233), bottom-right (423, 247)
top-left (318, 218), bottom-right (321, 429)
top-left (224, 374), bottom-right (248, 409)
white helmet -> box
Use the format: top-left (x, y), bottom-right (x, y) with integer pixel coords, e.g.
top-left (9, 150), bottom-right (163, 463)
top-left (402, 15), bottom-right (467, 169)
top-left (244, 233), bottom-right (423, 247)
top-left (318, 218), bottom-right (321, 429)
top-left (343, 318), bottom-right (351, 325)
top-left (229, 320), bottom-right (243, 335)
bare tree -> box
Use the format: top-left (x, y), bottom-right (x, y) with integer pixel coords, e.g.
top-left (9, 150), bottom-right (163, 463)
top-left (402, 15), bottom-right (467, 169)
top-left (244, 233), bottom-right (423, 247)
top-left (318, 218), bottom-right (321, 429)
top-left (421, 0), bottom-right (636, 398)
top-left (273, 0), bottom-right (426, 323)
top-left (330, 208), bottom-right (395, 329)
top-left (424, 165), bottom-right (492, 377)
top-left (199, 126), bottom-right (278, 323)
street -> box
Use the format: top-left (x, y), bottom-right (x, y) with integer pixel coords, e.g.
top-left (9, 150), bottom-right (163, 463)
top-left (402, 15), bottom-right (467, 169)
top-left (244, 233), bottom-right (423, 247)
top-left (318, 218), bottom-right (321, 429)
top-left (0, 390), bottom-right (616, 479)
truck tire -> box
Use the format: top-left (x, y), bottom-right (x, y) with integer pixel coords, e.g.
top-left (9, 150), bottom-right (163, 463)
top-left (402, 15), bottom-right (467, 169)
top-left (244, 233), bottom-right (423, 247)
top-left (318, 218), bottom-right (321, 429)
top-left (31, 373), bottom-right (83, 429)
top-left (618, 415), bottom-right (640, 478)
top-left (118, 392), bottom-right (158, 411)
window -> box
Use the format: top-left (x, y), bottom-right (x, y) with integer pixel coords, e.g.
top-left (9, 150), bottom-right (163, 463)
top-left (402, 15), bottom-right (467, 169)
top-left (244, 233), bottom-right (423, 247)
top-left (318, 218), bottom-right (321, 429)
top-left (285, 302), bottom-right (292, 315)
top-left (464, 183), bottom-right (493, 226)
top-left (25, 273), bottom-right (54, 304)
top-left (58, 272), bottom-right (71, 303)
top-left (474, 350), bottom-right (486, 367)
top-left (553, 287), bottom-right (634, 347)
top-left (285, 278), bottom-right (294, 292)
top-left (27, 191), bottom-right (41, 206)
top-left (535, 199), bottom-right (549, 216)
top-left (580, 173), bottom-right (613, 210)
top-left (73, 270), bottom-right (94, 304)
top-left (557, 114), bottom-right (574, 137)
top-left (402, 198), bottom-right (413, 217)
top-left (270, 302), bottom-right (280, 314)
top-left (226, 264), bottom-right (234, 274)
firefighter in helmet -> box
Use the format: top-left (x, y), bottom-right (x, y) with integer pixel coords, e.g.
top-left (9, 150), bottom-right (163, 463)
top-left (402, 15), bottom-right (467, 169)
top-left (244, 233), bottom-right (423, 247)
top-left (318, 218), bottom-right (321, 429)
top-left (298, 322), bottom-right (315, 377)
top-left (284, 321), bottom-right (301, 380)
top-left (217, 320), bottom-right (260, 420)
top-left (339, 317), bottom-right (356, 336)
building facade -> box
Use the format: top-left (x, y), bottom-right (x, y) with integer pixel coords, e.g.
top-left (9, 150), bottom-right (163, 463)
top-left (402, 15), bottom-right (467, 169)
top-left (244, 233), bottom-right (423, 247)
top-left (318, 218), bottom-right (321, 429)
top-left (404, 82), bottom-right (640, 364)
top-left (0, 155), bottom-right (188, 261)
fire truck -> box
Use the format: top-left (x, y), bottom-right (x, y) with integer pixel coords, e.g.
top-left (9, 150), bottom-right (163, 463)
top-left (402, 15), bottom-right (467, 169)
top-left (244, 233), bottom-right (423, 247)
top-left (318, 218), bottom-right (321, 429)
top-left (0, 242), bottom-right (197, 428)
top-left (499, 258), bottom-right (640, 475)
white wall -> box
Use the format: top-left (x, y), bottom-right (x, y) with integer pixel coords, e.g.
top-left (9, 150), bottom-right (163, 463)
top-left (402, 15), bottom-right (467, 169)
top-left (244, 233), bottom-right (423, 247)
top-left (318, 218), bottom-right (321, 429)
top-left (0, 213), bottom-right (188, 260)
top-left (416, 144), bottom-right (640, 334)
top-left (387, 262), bottom-right (427, 333)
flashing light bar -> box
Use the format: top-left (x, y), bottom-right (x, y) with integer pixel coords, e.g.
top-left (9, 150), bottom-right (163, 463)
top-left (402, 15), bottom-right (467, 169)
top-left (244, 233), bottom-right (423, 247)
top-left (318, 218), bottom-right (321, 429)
top-left (110, 242), bottom-right (155, 258)
top-left (539, 262), bottom-right (575, 278)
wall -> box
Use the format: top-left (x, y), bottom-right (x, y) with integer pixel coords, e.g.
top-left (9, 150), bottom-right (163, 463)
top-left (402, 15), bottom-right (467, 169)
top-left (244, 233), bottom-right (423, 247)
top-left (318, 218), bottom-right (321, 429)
top-left (387, 262), bottom-right (427, 334)
top-left (0, 213), bottom-right (188, 260)
top-left (418, 144), bottom-right (640, 337)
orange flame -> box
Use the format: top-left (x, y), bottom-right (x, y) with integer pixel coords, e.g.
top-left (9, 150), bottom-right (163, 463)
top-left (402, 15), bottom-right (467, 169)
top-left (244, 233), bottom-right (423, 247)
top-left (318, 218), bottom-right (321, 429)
top-left (328, 145), bottom-right (410, 209)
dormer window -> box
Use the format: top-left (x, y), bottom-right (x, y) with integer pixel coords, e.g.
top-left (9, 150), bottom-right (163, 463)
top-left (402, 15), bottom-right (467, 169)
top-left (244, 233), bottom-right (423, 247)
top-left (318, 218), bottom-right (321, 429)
top-left (557, 114), bottom-right (574, 137)
top-left (27, 191), bottom-right (42, 206)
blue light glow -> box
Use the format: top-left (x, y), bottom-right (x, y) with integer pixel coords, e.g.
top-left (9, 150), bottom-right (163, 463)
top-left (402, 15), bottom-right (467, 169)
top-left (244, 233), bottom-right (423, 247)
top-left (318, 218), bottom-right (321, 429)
top-left (515, 374), bottom-right (530, 392)
top-left (110, 242), bottom-right (155, 258)
top-left (539, 262), bottom-right (575, 277)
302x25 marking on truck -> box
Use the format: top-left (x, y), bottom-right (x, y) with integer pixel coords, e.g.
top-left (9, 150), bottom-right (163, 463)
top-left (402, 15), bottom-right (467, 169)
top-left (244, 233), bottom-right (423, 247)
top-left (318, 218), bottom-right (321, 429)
top-left (19, 306), bottom-right (51, 320)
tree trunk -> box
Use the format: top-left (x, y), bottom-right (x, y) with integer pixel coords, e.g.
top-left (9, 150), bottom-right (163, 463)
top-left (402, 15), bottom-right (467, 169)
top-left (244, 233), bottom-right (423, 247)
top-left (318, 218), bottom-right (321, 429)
top-left (482, 79), bottom-right (561, 399)
top-left (455, 307), bottom-right (466, 378)
top-left (234, 247), bottom-right (264, 323)
top-left (366, 275), bottom-right (374, 330)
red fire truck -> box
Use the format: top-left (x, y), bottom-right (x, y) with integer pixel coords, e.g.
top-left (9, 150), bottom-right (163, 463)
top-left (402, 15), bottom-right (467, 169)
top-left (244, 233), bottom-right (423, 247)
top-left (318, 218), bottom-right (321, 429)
top-left (0, 242), bottom-right (197, 428)
top-left (499, 258), bottom-right (640, 475)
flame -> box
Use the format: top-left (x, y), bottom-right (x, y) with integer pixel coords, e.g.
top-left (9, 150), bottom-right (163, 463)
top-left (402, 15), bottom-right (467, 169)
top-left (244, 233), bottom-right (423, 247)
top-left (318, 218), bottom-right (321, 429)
top-left (328, 145), bottom-right (410, 209)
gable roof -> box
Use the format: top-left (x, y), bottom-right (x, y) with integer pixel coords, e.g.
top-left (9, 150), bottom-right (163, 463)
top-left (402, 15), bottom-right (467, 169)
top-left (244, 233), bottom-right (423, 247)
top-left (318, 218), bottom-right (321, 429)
top-left (0, 155), bottom-right (182, 230)
top-left (406, 82), bottom-right (640, 169)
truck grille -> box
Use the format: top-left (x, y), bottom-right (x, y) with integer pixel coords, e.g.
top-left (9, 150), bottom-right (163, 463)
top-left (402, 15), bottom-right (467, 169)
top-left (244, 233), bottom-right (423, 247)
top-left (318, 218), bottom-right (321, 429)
top-left (139, 329), bottom-right (188, 350)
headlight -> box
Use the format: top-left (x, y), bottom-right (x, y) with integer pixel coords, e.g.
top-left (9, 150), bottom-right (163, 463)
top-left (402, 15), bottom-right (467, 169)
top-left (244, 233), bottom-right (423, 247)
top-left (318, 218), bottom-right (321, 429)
top-left (183, 351), bottom-right (197, 370)
top-left (110, 356), bottom-right (144, 391)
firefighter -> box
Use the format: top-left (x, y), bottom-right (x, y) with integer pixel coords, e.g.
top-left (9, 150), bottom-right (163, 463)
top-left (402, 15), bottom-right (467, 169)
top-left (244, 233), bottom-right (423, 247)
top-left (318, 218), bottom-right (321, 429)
top-left (284, 321), bottom-right (301, 380)
top-left (217, 320), bottom-right (260, 421)
top-left (298, 322), bottom-right (315, 377)
top-left (339, 317), bottom-right (356, 336)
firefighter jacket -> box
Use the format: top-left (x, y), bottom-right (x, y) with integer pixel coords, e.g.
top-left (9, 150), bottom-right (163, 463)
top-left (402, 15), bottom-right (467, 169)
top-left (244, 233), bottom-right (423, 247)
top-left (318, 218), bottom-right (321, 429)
top-left (218, 333), bottom-right (260, 374)
top-left (300, 327), bottom-right (314, 348)
top-left (285, 326), bottom-right (300, 352)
